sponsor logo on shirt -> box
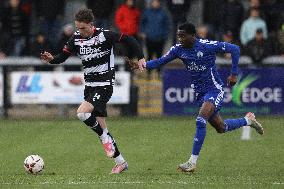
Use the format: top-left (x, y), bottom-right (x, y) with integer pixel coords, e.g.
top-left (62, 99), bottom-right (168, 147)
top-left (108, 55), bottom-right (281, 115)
top-left (187, 62), bottom-right (206, 72)
top-left (80, 47), bottom-right (110, 61)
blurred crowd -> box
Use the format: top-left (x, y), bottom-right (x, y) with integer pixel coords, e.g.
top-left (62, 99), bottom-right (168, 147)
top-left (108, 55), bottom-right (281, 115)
top-left (202, 0), bottom-right (284, 66)
top-left (0, 0), bottom-right (283, 66)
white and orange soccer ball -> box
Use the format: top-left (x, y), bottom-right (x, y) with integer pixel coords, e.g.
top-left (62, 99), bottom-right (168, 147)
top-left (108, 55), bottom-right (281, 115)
top-left (24, 155), bottom-right (44, 174)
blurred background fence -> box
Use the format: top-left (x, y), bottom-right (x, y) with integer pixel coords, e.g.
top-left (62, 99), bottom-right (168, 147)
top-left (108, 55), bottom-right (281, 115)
top-left (0, 56), bottom-right (283, 118)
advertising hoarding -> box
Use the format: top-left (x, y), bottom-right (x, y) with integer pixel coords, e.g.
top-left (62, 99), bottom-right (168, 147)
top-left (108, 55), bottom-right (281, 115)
top-left (163, 68), bottom-right (284, 115)
top-left (11, 71), bottom-right (130, 104)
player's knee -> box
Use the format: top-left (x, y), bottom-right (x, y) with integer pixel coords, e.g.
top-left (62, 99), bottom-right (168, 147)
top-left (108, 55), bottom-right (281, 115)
top-left (215, 123), bottom-right (226, 134)
top-left (196, 116), bottom-right (207, 128)
top-left (77, 112), bottom-right (91, 122)
top-left (216, 127), bottom-right (225, 134)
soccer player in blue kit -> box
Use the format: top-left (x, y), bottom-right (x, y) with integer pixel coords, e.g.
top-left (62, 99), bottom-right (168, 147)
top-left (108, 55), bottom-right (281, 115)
top-left (138, 22), bottom-right (264, 172)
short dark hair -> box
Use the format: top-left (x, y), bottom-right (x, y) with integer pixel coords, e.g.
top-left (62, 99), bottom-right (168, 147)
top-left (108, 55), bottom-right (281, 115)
top-left (74, 9), bottom-right (94, 23)
top-left (178, 22), bottom-right (196, 35)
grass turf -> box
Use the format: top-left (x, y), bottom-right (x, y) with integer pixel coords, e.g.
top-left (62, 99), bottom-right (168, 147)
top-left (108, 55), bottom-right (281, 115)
top-left (0, 116), bottom-right (283, 188)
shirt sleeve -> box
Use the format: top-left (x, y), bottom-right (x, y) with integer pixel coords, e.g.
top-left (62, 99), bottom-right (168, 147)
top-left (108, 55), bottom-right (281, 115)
top-left (49, 35), bottom-right (74, 64)
top-left (105, 30), bottom-right (144, 60)
top-left (146, 46), bottom-right (177, 69)
top-left (207, 41), bottom-right (240, 75)
top-left (63, 35), bottom-right (76, 55)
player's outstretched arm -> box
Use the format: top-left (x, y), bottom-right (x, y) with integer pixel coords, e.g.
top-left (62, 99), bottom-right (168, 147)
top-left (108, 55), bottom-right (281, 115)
top-left (215, 42), bottom-right (240, 87)
top-left (213, 41), bottom-right (240, 76)
top-left (40, 51), bottom-right (54, 63)
top-left (40, 50), bottom-right (70, 65)
top-left (146, 46), bottom-right (177, 70)
top-left (220, 43), bottom-right (240, 87)
top-left (112, 33), bottom-right (145, 71)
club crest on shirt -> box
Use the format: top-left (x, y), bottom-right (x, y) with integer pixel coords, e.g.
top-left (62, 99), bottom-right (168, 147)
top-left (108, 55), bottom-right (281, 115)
top-left (197, 51), bottom-right (203, 58)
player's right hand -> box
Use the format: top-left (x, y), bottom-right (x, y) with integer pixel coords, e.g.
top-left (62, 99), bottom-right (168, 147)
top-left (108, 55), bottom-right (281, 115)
top-left (40, 51), bottom-right (54, 63)
top-left (227, 74), bottom-right (237, 87)
top-left (125, 57), bottom-right (146, 71)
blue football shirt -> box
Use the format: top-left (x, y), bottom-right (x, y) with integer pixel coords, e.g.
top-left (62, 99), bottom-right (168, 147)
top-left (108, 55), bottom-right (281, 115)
top-left (146, 38), bottom-right (240, 93)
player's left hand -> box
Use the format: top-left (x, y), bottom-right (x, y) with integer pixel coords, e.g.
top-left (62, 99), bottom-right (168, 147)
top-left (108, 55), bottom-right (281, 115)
top-left (227, 74), bottom-right (237, 87)
top-left (125, 57), bottom-right (146, 71)
top-left (137, 58), bottom-right (146, 71)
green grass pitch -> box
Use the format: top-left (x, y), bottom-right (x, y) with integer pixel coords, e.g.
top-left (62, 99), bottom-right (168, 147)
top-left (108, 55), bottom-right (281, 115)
top-left (0, 116), bottom-right (283, 189)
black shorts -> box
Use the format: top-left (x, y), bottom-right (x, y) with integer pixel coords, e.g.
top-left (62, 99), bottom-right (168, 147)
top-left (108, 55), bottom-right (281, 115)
top-left (84, 85), bottom-right (113, 117)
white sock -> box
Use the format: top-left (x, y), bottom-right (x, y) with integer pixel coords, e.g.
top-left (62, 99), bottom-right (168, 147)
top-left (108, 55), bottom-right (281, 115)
top-left (190, 155), bottom-right (198, 164)
top-left (114, 154), bottom-right (125, 165)
top-left (100, 128), bottom-right (109, 143)
top-left (244, 117), bottom-right (251, 125)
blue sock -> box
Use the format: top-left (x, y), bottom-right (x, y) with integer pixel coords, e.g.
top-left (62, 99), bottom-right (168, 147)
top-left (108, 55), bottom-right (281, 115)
top-left (224, 118), bottom-right (247, 132)
top-left (192, 116), bottom-right (207, 156)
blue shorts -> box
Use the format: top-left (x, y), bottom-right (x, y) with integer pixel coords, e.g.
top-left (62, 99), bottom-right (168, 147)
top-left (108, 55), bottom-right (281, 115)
top-left (196, 89), bottom-right (224, 113)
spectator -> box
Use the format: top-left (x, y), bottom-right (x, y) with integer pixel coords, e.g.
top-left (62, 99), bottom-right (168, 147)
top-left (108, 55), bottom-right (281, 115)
top-left (276, 23), bottom-right (284, 55)
top-left (240, 7), bottom-right (268, 46)
top-left (57, 23), bottom-right (74, 54)
top-left (250, 0), bottom-right (260, 8)
top-left (35, 0), bottom-right (65, 50)
top-left (57, 23), bottom-right (79, 71)
top-left (31, 32), bottom-right (53, 71)
top-left (220, 30), bottom-right (241, 59)
top-left (0, 29), bottom-right (13, 59)
top-left (245, 28), bottom-right (274, 65)
top-left (114, 0), bottom-right (141, 67)
top-left (262, 0), bottom-right (284, 33)
top-left (115, 0), bottom-right (141, 38)
top-left (196, 25), bottom-right (214, 40)
top-left (1, 0), bottom-right (29, 56)
top-left (86, 0), bottom-right (114, 29)
top-left (220, 0), bottom-right (244, 40)
top-left (140, 0), bottom-right (169, 77)
top-left (202, 0), bottom-right (225, 40)
top-left (30, 33), bottom-right (52, 57)
top-left (167, 0), bottom-right (191, 44)
top-left (0, 0), bottom-right (8, 10)
top-left (222, 30), bottom-right (240, 46)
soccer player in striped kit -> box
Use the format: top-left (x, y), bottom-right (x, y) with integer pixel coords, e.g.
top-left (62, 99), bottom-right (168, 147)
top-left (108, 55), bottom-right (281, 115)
top-left (138, 22), bottom-right (264, 172)
top-left (41, 8), bottom-right (145, 174)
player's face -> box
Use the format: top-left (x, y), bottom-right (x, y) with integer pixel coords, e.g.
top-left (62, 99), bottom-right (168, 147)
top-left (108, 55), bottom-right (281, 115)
top-left (177, 30), bottom-right (195, 48)
top-left (75, 21), bottom-right (94, 38)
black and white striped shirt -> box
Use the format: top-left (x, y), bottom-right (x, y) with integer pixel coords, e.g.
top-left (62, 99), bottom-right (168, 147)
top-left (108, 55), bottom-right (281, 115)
top-left (52, 27), bottom-right (143, 87)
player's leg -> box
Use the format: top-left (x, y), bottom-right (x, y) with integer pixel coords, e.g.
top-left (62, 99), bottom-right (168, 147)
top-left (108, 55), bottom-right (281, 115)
top-left (77, 86), bottom-right (128, 173)
top-left (76, 101), bottom-right (110, 153)
top-left (96, 117), bottom-right (128, 174)
top-left (208, 112), bottom-right (226, 133)
top-left (209, 112), bottom-right (246, 133)
top-left (178, 101), bottom-right (215, 172)
top-left (77, 103), bottom-right (116, 157)
top-left (209, 112), bottom-right (263, 135)
top-left (243, 112), bottom-right (264, 135)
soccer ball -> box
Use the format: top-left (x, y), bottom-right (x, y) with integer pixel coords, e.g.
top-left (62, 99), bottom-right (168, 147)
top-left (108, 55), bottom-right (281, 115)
top-left (24, 155), bottom-right (44, 174)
